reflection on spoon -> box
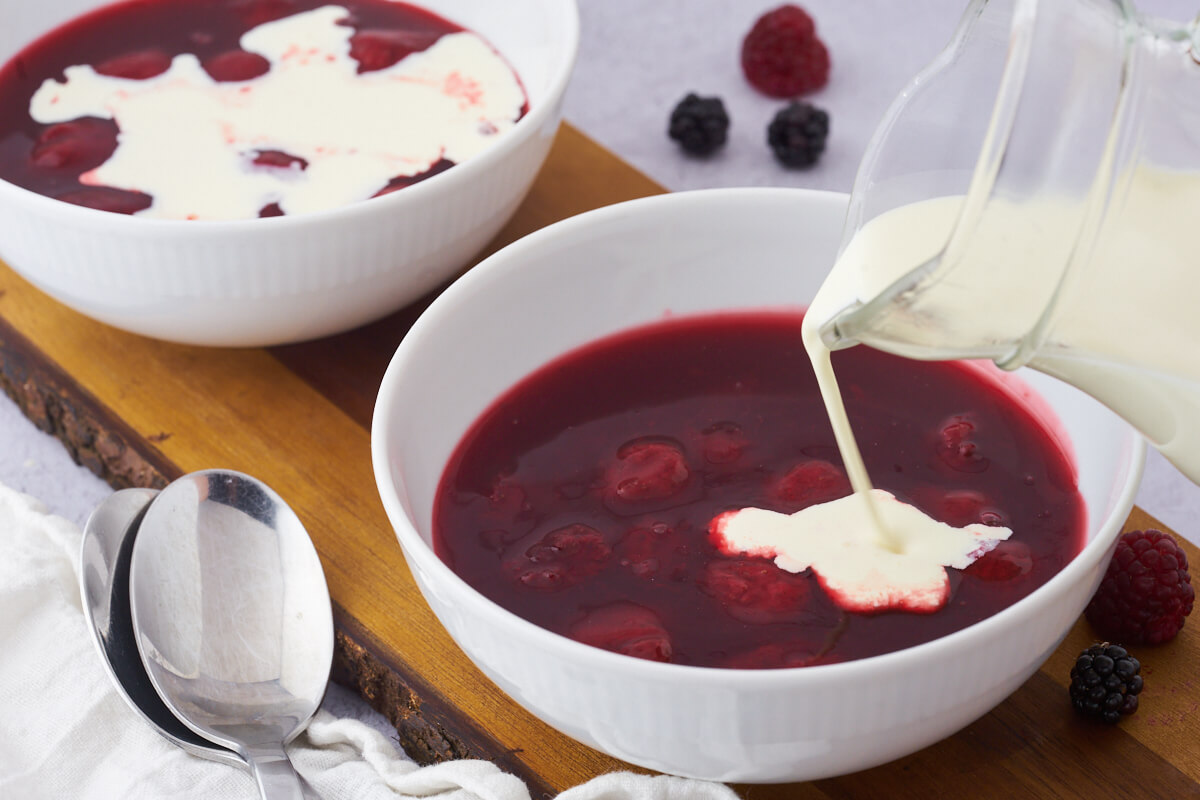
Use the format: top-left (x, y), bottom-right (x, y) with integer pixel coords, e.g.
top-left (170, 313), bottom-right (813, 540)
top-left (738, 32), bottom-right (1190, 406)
top-left (79, 487), bottom-right (244, 769)
top-left (130, 470), bottom-right (333, 800)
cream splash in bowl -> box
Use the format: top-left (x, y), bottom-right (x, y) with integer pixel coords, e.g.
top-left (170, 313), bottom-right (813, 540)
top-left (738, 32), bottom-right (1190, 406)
top-left (0, 0), bottom-right (578, 345)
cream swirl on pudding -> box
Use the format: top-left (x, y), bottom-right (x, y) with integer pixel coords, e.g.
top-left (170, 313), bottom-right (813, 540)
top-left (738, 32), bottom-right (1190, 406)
top-left (711, 491), bottom-right (1011, 614)
top-left (3, 1), bottom-right (526, 219)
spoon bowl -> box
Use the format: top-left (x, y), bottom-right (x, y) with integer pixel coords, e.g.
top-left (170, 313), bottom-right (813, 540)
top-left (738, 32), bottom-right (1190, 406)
top-left (79, 487), bottom-right (244, 769)
top-left (129, 470), bottom-right (333, 799)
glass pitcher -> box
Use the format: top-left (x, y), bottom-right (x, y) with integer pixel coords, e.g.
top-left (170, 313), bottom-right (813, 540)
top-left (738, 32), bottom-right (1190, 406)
top-left (811, 0), bottom-right (1200, 482)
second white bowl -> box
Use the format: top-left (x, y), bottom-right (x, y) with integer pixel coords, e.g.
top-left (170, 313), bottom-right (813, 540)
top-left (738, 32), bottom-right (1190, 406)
top-left (0, 0), bottom-right (579, 346)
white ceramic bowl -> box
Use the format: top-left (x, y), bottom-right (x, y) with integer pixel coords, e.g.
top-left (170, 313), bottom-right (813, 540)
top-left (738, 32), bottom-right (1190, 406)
top-left (372, 188), bottom-right (1145, 783)
top-left (0, 0), bottom-right (578, 346)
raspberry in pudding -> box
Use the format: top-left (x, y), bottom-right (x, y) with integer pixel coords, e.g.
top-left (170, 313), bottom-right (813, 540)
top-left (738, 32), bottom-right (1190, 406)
top-left (433, 311), bottom-right (1085, 669)
top-left (0, 0), bottom-right (527, 219)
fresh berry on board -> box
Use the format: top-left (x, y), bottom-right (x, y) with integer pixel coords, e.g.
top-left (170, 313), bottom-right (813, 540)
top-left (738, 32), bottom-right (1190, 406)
top-left (668, 93), bottom-right (730, 155)
top-left (1085, 528), bottom-right (1194, 644)
top-left (767, 101), bottom-right (829, 167)
top-left (741, 5), bottom-right (830, 97)
top-left (1068, 642), bottom-right (1143, 724)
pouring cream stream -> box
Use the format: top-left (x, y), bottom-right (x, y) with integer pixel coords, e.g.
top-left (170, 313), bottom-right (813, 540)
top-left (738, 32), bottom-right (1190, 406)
top-left (712, 205), bottom-right (1022, 614)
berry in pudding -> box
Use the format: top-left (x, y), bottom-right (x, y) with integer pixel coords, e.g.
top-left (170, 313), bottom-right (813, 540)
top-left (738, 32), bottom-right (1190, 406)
top-left (0, 0), bottom-right (527, 219)
top-left (433, 311), bottom-right (1086, 669)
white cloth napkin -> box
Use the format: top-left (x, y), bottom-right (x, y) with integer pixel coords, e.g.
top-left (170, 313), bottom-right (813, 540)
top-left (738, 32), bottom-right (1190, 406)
top-left (0, 483), bottom-right (739, 800)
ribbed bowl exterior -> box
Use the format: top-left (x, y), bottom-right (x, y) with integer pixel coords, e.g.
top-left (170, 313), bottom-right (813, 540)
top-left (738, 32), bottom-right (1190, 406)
top-left (373, 189), bottom-right (1145, 783)
top-left (0, 0), bottom-right (579, 346)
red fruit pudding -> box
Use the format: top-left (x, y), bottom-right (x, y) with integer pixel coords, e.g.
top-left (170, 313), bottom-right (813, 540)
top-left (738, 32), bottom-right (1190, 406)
top-left (0, 0), bottom-right (527, 219)
top-left (433, 311), bottom-right (1086, 669)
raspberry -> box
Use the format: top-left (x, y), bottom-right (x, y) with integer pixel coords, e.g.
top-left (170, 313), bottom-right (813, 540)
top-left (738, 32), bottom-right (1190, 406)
top-left (94, 49), bottom-right (171, 80)
top-left (912, 487), bottom-right (1005, 528)
top-left (771, 459), bottom-right (849, 510)
top-left (766, 101), bottom-right (829, 168)
top-left (608, 439), bottom-right (691, 503)
top-left (505, 523), bottom-right (611, 591)
top-left (699, 421), bottom-right (747, 464)
top-left (1085, 529), bottom-right (1194, 644)
top-left (485, 481), bottom-right (529, 520)
top-left (478, 527), bottom-right (524, 553)
top-left (569, 602), bottom-right (672, 662)
top-left (1069, 642), bottom-right (1143, 724)
top-left (349, 29), bottom-right (443, 73)
top-left (31, 119), bottom-right (118, 170)
top-left (252, 150), bottom-right (308, 170)
top-left (699, 558), bottom-right (812, 623)
top-left (965, 540), bottom-right (1032, 582)
top-left (667, 93), bottom-right (729, 156)
top-left (615, 522), bottom-right (691, 580)
top-left (373, 158), bottom-right (455, 197)
top-left (939, 490), bottom-right (987, 525)
top-left (203, 50), bottom-right (271, 82)
top-left (741, 5), bottom-right (830, 98)
top-left (935, 415), bottom-right (990, 474)
top-left (721, 640), bottom-right (822, 670)
top-left (56, 187), bottom-right (152, 215)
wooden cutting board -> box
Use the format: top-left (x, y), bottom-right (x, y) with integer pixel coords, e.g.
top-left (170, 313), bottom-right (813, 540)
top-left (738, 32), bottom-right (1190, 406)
top-left (2, 123), bottom-right (1198, 798)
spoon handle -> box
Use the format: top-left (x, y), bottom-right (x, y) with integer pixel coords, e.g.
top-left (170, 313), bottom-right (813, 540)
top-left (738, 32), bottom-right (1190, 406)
top-left (247, 747), bottom-right (309, 800)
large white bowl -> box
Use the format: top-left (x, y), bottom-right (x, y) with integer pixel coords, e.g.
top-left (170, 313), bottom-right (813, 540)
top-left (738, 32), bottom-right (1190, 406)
top-left (0, 0), bottom-right (578, 346)
top-left (372, 188), bottom-right (1145, 783)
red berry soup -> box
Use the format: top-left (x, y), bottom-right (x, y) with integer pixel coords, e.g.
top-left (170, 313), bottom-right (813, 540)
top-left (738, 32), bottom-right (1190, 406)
top-left (0, 0), bottom-right (527, 218)
top-left (433, 311), bottom-right (1086, 669)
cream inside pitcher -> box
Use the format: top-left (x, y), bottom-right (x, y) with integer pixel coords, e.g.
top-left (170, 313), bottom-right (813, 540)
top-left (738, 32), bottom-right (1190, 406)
top-left (809, 0), bottom-right (1200, 483)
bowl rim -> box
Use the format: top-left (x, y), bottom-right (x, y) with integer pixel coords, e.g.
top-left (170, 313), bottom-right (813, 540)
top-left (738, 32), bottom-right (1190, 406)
top-left (0, 0), bottom-right (581, 232)
top-left (371, 186), bottom-right (1147, 687)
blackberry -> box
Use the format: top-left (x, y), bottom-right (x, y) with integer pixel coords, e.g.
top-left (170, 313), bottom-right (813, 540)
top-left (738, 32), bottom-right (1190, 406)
top-left (668, 94), bottom-right (729, 156)
top-left (767, 101), bottom-right (828, 167)
top-left (1068, 642), bottom-right (1143, 724)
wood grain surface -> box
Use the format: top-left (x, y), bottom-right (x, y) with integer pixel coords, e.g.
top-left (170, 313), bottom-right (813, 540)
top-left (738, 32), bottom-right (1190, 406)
top-left (1, 123), bottom-right (1197, 797)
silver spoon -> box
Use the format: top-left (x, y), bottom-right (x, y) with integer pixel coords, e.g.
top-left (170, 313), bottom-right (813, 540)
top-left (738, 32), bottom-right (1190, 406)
top-left (80, 487), bottom-right (244, 769)
top-left (129, 470), bottom-right (334, 800)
